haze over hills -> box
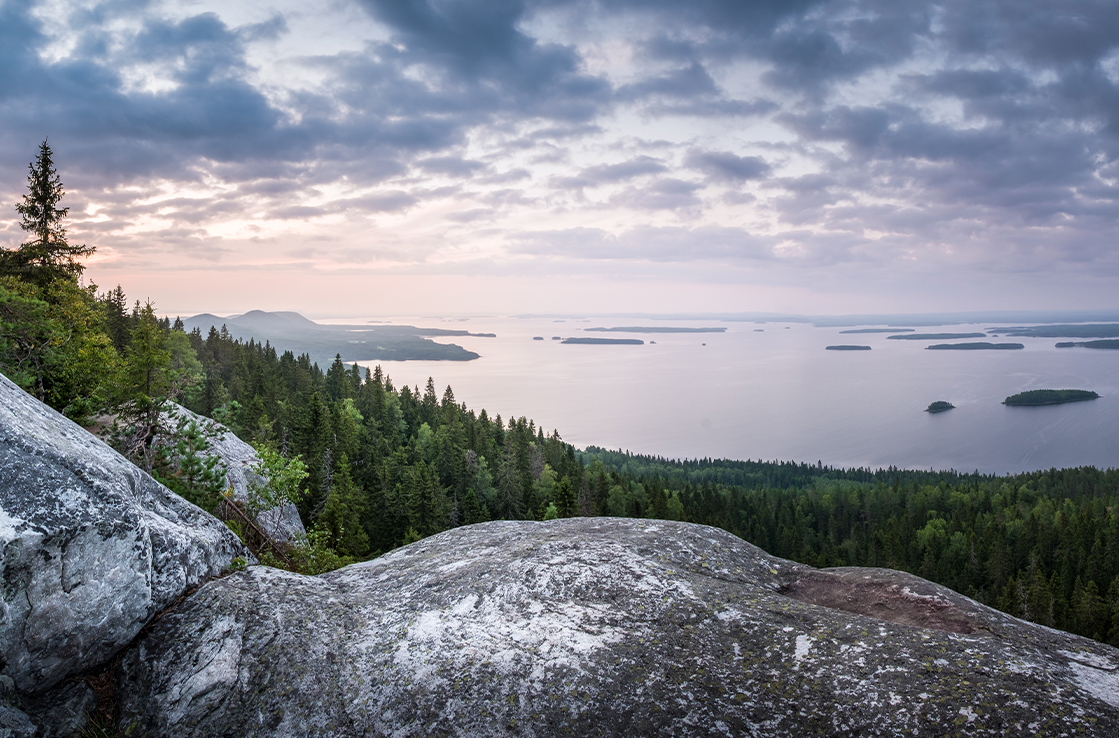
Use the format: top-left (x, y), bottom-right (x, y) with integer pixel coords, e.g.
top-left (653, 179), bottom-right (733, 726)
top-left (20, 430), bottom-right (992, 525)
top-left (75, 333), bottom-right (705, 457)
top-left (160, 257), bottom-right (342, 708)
top-left (181, 310), bottom-right (488, 364)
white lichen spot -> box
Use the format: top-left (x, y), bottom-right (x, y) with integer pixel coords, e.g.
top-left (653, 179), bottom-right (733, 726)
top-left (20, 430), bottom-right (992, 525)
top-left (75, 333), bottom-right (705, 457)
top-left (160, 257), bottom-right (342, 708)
top-left (794, 635), bottom-right (810, 662)
top-left (959, 706), bottom-right (978, 723)
top-left (1069, 660), bottom-right (1119, 709)
top-left (1059, 650), bottom-right (1118, 671)
top-left (0, 507), bottom-right (26, 539)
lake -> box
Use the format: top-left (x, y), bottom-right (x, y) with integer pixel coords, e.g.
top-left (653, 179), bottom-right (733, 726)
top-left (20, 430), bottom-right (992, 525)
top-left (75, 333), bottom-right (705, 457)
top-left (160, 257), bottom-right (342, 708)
top-left (337, 316), bottom-right (1119, 474)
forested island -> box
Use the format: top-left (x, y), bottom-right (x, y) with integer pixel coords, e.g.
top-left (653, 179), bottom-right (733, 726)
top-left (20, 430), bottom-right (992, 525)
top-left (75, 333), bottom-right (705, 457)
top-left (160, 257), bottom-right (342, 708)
top-left (888, 332), bottom-right (987, 340)
top-left (825, 345), bottom-right (871, 350)
top-left (585, 326), bottom-right (726, 333)
top-left (839, 328), bottom-right (914, 334)
top-left (992, 323), bottom-right (1119, 338)
top-left (925, 401), bottom-right (955, 413)
top-left (926, 342), bottom-right (1024, 350)
top-left (562, 337), bottom-right (644, 345)
top-left (1056, 340), bottom-right (1119, 349)
top-left (1004, 389), bottom-right (1100, 406)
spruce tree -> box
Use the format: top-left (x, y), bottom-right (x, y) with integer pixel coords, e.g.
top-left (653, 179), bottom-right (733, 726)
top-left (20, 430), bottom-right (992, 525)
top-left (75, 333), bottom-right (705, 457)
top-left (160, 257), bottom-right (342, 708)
top-left (2, 139), bottom-right (94, 286)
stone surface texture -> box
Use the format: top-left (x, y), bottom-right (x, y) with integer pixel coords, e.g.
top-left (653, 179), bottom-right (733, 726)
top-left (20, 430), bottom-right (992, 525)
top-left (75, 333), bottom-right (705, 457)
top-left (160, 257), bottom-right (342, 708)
top-left (165, 404), bottom-right (305, 542)
top-left (0, 373), bottom-right (249, 697)
top-left (117, 518), bottom-right (1119, 737)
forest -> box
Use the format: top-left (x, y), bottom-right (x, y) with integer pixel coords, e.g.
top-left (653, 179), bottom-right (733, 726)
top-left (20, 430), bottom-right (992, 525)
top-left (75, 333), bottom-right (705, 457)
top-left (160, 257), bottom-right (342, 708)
top-left (3, 141), bottom-right (1119, 648)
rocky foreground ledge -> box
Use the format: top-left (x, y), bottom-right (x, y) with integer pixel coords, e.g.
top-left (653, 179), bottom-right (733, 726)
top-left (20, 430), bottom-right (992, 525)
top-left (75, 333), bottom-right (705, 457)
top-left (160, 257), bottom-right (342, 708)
top-left (0, 372), bottom-right (248, 725)
top-left (118, 517), bottom-right (1119, 737)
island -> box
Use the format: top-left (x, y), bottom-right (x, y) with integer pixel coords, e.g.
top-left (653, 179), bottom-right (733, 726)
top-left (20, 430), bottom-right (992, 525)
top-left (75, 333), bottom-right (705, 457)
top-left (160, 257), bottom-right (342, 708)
top-left (925, 401), bottom-right (955, 413)
top-left (182, 310), bottom-right (482, 363)
top-left (561, 337), bottom-right (645, 345)
top-left (585, 326), bottom-right (726, 333)
top-left (1003, 389), bottom-right (1100, 406)
top-left (926, 342), bottom-right (1024, 350)
top-left (1055, 340), bottom-right (1119, 349)
top-left (887, 333), bottom-right (987, 340)
top-left (990, 323), bottom-right (1119, 338)
top-left (840, 328), bottom-right (915, 334)
top-left (532, 336), bottom-right (544, 341)
top-left (825, 345), bottom-right (872, 351)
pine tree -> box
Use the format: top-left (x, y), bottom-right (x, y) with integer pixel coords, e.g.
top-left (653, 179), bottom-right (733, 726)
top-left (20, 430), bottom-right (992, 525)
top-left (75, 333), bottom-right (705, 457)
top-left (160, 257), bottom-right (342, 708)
top-left (2, 140), bottom-right (94, 286)
top-left (315, 455), bottom-right (369, 557)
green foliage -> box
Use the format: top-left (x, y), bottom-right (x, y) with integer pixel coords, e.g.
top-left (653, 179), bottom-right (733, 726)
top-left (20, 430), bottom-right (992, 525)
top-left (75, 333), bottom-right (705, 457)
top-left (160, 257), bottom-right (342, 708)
top-left (293, 528), bottom-right (357, 575)
top-left (248, 444), bottom-right (308, 515)
top-left (153, 414), bottom-right (228, 512)
top-left (1, 139), bottom-right (94, 287)
top-left (1003, 389), bottom-right (1100, 406)
top-left (314, 455), bottom-right (369, 557)
top-left (0, 277), bottom-right (118, 422)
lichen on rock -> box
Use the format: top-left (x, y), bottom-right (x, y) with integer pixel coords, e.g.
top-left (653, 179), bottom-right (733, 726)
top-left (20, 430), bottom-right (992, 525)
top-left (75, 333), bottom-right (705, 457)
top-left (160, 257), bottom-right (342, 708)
top-left (0, 372), bottom-right (249, 698)
top-left (116, 518), bottom-right (1119, 736)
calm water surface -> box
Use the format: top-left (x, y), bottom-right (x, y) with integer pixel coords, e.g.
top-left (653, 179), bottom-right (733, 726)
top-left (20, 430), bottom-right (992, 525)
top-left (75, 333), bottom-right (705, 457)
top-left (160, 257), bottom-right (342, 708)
top-left (339, 317), bottom-right (1119, 474)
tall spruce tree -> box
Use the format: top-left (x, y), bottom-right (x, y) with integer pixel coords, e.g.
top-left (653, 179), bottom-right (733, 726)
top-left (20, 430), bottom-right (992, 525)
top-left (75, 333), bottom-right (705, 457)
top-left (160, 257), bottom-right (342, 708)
top-left (2, 140), bottom-right (94, 286)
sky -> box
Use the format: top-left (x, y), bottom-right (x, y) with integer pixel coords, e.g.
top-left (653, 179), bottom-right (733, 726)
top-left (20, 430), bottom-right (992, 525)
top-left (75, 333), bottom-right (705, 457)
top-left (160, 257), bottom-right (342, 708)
top-left (1, 0), bottom-right (1118, 318)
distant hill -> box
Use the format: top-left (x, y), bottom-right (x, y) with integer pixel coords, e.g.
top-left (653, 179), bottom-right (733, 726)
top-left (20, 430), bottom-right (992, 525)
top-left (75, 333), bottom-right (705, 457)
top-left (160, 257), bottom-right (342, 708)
top-left (224, 310), bottom-right (322, 332)
top-left (181, 311), bottom-right (483, 364)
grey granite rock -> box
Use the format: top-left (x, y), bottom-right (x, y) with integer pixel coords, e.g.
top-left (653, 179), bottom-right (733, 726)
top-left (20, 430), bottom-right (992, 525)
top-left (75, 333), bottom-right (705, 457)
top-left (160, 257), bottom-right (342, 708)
top-left (25, 681), bottom-right (97, 738)
top-left (116, 518), bottom-right (1119, 736)
top-left (0, 372), bottom-right (249, 697)
top-left (0, 703), bottom-right (36, 738)
top-left (165, 404), bottom-right (305, 542)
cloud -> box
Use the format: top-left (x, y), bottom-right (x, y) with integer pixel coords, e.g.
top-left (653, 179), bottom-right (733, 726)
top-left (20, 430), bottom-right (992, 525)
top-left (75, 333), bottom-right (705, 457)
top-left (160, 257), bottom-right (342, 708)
top-left (3, 0), bottom-right (1119, 307)
top-left (509, 224), bottom-right (773, 261)
top-left (552, 155), bottom-right (667, 189)
top-left (685, 149), bottom-right (771, 182)
top-left (416, 156), bottom-right (489, 177)
top-left (609, 178), bottom-right (705, 211)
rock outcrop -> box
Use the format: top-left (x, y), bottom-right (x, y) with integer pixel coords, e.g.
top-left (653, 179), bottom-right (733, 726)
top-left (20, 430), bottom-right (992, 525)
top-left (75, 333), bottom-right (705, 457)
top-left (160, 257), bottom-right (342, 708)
top-left (0, 373), bottom-right (249, 700)
top-left (165, 404), bottom-right (305, 542)
top-left (117, 518), bottom-right (1119, 736)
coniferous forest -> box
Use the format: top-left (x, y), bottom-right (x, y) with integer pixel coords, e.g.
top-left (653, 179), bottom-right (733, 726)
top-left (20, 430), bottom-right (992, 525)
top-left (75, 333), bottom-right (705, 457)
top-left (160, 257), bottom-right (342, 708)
top-left (3, 142), bottom-right (1119, 650)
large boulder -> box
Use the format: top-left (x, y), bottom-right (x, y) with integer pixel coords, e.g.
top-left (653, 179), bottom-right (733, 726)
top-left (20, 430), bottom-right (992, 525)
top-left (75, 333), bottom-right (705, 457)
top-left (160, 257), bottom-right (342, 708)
top-left (116, 518), bottom-right (1119, 736)
top-left (165, 404), bottom-right (305, 542)
top-left (0, 373), bottom-right (249, 698)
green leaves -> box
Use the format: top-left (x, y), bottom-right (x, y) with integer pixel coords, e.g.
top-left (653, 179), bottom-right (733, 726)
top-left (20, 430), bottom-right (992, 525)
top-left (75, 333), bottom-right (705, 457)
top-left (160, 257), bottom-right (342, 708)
top-left (0, 277), bottom-right (118, 422)
top-left (249, 444), bottom-right (309, 515)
